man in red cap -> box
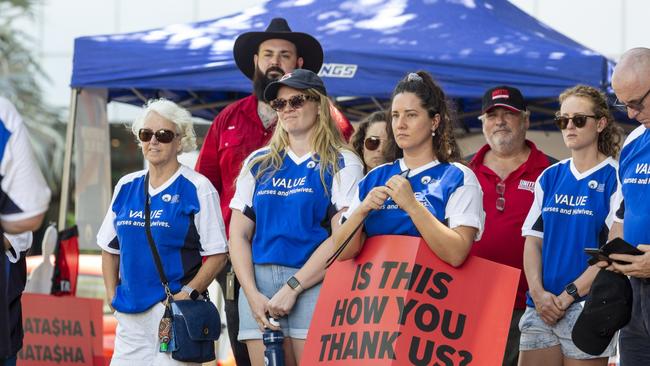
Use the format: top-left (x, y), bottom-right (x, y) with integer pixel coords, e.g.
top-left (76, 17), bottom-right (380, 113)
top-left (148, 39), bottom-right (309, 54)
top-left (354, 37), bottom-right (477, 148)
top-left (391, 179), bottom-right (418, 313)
top-left (195, 18), bottom-right (352, 365)
top-left (468, 86), bottom-right (555, 366)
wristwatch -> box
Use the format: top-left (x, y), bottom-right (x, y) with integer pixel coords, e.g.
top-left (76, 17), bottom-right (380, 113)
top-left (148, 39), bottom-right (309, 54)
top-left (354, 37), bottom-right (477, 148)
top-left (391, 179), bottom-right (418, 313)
top-left (286, 276), bottom-right (302, 292)
top-left (182, 285), bottom-right (200, 300)
top-left (565, 283), bottom-right (580, 301)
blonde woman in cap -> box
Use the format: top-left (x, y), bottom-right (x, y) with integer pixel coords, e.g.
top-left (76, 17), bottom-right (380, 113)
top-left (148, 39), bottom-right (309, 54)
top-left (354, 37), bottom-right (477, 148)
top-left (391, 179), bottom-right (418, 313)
top-left (195, 18), bottom-right (352, 365)
top-left (229, 69), bottom-right (363, 365)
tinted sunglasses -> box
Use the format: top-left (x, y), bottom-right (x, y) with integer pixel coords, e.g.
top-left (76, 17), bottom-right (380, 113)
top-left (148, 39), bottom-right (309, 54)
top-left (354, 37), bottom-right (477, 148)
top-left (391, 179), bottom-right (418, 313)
top-left (364, 136), bottom-right (385, 151)
top-left (496, 181), bottom-right (506, 212)
top-left (138, 128), bottom-right (179, 143)
top-left (554, 114), bottom-right (597, 130)
top-left (270, 94), bottom-right (320, 112)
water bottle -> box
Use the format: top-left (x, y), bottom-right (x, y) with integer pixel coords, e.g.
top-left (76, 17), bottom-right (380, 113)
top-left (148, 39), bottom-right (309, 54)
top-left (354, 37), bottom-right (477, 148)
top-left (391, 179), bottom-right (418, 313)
top-left (263, 317), bottom-right (285, 366)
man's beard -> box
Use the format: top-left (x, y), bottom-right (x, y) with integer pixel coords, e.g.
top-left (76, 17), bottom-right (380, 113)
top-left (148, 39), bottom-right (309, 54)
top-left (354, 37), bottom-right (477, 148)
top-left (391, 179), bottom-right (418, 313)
top-left (253, 65), bottom-right (285, 101)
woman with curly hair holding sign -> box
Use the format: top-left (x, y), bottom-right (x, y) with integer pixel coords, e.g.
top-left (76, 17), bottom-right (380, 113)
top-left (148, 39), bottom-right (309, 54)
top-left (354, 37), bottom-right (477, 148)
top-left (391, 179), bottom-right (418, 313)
top-left (335, 71), bottom-right (485, 267)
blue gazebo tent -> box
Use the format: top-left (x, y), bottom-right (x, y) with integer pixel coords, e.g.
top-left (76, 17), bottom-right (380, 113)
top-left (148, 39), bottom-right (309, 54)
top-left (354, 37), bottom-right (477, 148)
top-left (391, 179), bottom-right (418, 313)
top-left (62, 0), bottom-right (616, 232)
top-left (70, 0), bottom-right (614, 122)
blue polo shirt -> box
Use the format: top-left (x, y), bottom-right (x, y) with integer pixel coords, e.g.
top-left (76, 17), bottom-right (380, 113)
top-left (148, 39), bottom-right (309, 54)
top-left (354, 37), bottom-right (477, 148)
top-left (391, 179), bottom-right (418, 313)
top-left (230, 148), bottom-right (363, 268)
top-left (97, 166), bottom-right (227, 313)
top-left (522, 158), bottom-right (619, 307)
top-left (343, 159), bottom-right (484, 239)
top-left (614, 125), bottom-right (650, 246)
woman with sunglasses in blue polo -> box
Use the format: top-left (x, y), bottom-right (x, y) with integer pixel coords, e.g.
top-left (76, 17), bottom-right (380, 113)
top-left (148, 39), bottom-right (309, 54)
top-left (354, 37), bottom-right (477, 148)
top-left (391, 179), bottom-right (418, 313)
top-left (350, 110), bottom-right (390, 174)
top-left (520, 85), bottom-right (623, 366)
top-left (98, 99), bottom-right (228, 366)
top-left (229, 69), bottom-right (363, 365)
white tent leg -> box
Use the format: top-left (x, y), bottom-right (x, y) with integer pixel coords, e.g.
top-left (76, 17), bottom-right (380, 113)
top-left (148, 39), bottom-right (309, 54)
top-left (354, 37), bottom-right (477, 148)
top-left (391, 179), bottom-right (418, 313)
top-left (58, 88), bottom-right (79, 231)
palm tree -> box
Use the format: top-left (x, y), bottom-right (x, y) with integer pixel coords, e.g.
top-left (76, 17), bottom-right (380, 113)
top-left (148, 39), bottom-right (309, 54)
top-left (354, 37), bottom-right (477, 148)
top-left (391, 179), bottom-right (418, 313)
top-left (0, 0), bottom-right (65, 193)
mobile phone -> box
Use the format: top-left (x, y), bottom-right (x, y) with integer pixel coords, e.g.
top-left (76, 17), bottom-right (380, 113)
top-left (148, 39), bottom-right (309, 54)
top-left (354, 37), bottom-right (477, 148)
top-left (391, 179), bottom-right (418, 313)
top-left (602, 237), bottom-right (644, 256)
top-left (584, 248), bottom-right (611, 264)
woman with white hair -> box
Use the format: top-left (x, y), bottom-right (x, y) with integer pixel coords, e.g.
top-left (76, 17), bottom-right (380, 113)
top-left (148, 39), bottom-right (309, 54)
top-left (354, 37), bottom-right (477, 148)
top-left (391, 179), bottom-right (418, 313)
top-left (97, 99), bottom-right (228, 365)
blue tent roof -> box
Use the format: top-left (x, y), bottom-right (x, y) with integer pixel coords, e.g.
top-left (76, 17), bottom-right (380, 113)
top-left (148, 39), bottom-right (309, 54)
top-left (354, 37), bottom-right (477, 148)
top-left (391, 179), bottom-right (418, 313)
top-left (71, 0), bottom-right (614, 121)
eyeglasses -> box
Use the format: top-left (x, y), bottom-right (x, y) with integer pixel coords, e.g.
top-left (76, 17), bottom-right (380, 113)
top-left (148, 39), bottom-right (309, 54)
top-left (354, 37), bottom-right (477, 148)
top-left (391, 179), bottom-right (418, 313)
top-left (496, 181), bottom-right (506, 212)
top-left (269, 94), bottom-right (320, 112)
top-left (613, 87), bottom-right (650, 114)
top-left (364, 136), bottom-right (385, 151)
top-left (138, 128), bottom-right (179, 143)
top-left (554, 114), bottom-right (597, 130)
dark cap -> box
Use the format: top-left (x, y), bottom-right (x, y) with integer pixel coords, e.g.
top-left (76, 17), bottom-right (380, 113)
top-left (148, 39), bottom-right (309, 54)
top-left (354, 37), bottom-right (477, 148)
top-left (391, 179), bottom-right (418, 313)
top-left (572, 270), bottom-right (633, 355)
top-left (481, 86), bottom-right (527, 113)
top-left (264, 69), bottom-right (327, 102)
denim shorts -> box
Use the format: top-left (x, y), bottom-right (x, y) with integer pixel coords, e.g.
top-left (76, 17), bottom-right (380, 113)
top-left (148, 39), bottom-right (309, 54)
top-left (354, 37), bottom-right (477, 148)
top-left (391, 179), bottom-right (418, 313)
top-left (238, 264), bottom-right (322, 341)
top-left (519, 304), bottom-right (617, 359)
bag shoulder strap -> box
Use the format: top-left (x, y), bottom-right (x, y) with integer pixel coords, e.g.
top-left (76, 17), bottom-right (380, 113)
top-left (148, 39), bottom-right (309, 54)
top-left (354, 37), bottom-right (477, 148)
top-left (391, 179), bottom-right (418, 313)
top-left (143, 174), bottom-right (171, 291)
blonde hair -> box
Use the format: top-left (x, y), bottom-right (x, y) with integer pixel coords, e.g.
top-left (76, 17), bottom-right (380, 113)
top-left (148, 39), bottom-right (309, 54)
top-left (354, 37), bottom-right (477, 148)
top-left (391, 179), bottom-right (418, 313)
top-left (248, 88), bottom-right (347, 193)
top-left (558, 85), bottom-right (623, 158)
top-left (131, 98), bottom-right (197, 153)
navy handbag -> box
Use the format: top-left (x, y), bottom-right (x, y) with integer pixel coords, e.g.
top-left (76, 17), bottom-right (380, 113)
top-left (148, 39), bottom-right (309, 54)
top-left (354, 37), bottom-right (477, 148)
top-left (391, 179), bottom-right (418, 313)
top-left (169, 299), bottom-right (221, 362)
top-left (143, 173), bottom-right (221, 363)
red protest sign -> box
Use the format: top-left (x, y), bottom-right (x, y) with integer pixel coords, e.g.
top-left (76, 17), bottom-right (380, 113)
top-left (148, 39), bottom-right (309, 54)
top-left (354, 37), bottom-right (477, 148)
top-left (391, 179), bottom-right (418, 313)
top-left (302, 235), bottom-right (520, 365)
top-left (86, 299), bottom-right (104, 366)
top-left (18, 294), bottom-right (103, 366)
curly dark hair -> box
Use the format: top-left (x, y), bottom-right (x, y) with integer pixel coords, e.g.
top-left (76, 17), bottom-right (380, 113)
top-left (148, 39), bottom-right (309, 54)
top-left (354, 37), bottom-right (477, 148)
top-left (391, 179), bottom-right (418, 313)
top-left (350, 110), bottom-right (388, 173)
top-left (384, 71), bottom-right (462, 163)
top-left (558, 85), bottom-right (623, 157)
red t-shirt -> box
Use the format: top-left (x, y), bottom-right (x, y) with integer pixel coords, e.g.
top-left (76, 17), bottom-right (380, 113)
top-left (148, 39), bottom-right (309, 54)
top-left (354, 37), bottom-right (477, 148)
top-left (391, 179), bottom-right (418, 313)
top-left (469, 140), bottom-right (553, 309)
top-left (195, 94), bottom-right (354, 235)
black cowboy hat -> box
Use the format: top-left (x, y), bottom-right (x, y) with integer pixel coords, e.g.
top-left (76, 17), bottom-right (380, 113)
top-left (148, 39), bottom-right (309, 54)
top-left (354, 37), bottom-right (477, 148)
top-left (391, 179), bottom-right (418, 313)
top-left (233, 17), bottom-right (324, 80)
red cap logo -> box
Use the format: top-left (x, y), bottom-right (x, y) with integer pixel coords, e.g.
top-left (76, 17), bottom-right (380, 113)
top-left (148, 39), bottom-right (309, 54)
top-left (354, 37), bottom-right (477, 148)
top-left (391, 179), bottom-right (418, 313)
top-left (492, 89), bottom-right (510, 100)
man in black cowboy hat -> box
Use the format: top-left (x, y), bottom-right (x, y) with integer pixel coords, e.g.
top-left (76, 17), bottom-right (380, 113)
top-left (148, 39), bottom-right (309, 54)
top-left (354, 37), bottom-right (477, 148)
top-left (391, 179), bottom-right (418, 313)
top-left (196, 17), bottom-right (351, 366)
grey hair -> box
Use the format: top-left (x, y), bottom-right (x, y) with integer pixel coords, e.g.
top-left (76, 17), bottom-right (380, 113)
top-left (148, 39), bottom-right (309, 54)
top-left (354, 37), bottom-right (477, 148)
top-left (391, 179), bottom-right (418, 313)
top-left (478, 109), bottom-right (530, 123)
top-left (131, 98), bottom-right (197, 153)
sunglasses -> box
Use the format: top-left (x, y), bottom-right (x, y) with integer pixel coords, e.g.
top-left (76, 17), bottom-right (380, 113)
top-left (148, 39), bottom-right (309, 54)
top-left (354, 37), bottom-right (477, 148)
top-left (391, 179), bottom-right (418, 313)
top-left (270, 94), bottom-right (320, 112)
top-left (138, 128), bottom-right (179, 143)
top-left (496, 181), bottom-right (506, 212)
top-left (364, 136), bottom-right (385, 151)
top-left (554, 114), bottom-right (597, 130)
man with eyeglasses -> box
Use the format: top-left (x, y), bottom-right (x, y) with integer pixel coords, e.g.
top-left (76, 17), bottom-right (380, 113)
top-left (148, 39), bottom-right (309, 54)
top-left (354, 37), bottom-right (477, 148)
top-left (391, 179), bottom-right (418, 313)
top-left (194, 18), bottom-right (352, 366)
top-left (604, 47), bottom-right (650, 366)
top-left (468, 86), bottom-right (555, 366)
